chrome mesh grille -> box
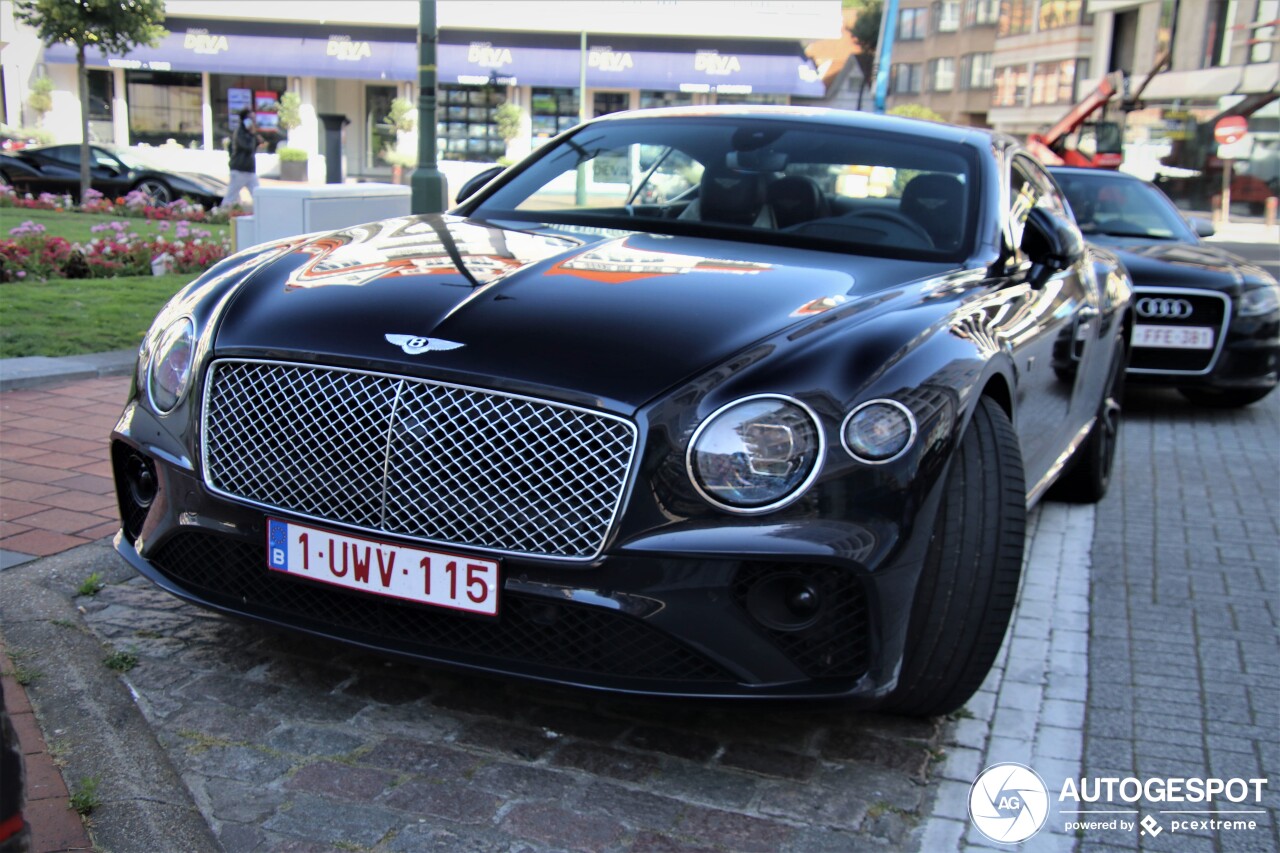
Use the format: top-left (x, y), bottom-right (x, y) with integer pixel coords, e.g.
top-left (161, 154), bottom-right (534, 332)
top-left (202, 360), bottom-right (637, 560)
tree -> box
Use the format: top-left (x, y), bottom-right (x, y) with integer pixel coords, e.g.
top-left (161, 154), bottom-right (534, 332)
top-left (848, 0), bottom-right (882, 111)
top-left (15, 0), bottom-right (165, 201)
top-left (27, 76), bottom-right (54, 127)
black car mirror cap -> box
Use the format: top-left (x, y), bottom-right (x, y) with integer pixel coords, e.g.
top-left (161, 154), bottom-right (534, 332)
top-left (1024, 207), bottom-right (1084, 288)
top-left (455, 166), bottom-right (505, 205)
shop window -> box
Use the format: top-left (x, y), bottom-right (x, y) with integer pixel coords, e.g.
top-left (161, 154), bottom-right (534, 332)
top-left (993, 64), bottom-right (1029, 106)
top-left (87, 69), bottom-right (114, 143)
top-left (998, 0), bottom-right (1034, 36)
top-left (639, 90), bottom-right (694, 109)
top-left (713, 93), bottom-right (788, 105)
top-left (965, 0), bottom-right (1000, 26)
top-left (365, 84), bottom-right (397, 170)
top-left (1038, 0), bottom-right (1082, 30)
top-left (593, 92), bottom-right (629, 118)
top-left (899, 8), bottom-right (930, 39)
top-left (211, 75), bottom-right (287, 152)
top-left (439, 84), bottom-right (507, 162)
top-left (531, 87), bottom-right (580, 144)
top-left (931, 57), bottom-right (956, 91)
top-left (125, 70), bottom-right (201, 148)
top-left (933, 0), bottom-right (962, 32)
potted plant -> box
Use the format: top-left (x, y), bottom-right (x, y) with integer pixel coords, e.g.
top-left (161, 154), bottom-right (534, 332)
top-left (277, 146), bottom-right (309, 182)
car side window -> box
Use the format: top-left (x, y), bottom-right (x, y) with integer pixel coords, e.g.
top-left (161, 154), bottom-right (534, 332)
top-left (1008, 155), bottom-right (1069, 256)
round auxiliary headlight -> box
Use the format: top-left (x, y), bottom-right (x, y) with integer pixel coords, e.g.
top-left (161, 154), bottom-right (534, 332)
top-left (147, 317), bottom-right (195, 414)
top-left (687, 395), bottom-right (824, 513)
top-left (842, 400), bottom-right (917, 464)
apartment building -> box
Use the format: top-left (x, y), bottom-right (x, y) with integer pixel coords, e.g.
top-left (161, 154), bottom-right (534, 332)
top-left (885, 0), bottom-right (1001, 126)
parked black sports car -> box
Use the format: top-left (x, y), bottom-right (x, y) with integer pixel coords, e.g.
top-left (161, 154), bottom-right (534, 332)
top-left (111, 108), bottom-right (1132, 715)
top-left (0, 144), bottom-right (226, 208)
top-left (1050, 166), bottom-right (1279, 407)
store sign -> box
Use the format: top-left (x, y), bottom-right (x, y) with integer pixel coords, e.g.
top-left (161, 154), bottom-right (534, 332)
top-left (589, 49), bottom-right (634, 73)
top-left (327, 37), bottom-right (373, 62)
top-left (468, 43), bottom-right (515, 69)
top-left (694, 52), bottom-right (742, 76)
top-left (183, 30), bottom-right (230, 56)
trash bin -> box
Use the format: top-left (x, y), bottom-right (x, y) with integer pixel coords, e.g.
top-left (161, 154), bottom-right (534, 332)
top-left (318, 113), bottom-right (351, 184)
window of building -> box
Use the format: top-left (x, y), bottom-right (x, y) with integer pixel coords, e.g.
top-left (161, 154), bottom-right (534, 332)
top-left (1204, 0), bottom-right (1238, 67)
top-left (1038, 0), bottom-right (1083, 30)
top-left (933, 0), bottom-right (962, 31)
top-left (1030, 59), bottom-right (1077, 104)
top-left (899, 8), bottom-right (930, 39)
top-left (993, 64), bottom-right (1029, 106)
top-left (931, 57), bottom-right (957, 91)
top-left (892, 63), bottom-right (923, 93)
top-left (965, 0), bottom-right (1000, 25)
top-left (531, 87), bottom-right (580, 143)
top-left (714, 92), bottom-right (789, 105)
top-left (998, 0), bottom-right (1035, 36)
top-left (439, 84), bottom-right (506, 161)
top-left (639, 90), bottom-right (694, 109)
top-left (125, 70), bottom-right (201, 148)
top-left (211, 74), bottom-right (287, 152)
top-left (961, 52), bottom-right (995, 89)
top-left (1251, 0), bottom-right (1277, 63)
top-left (87, 69), bottom-right (114, 143)
top-left (364, 84), bottom-right (397, 170)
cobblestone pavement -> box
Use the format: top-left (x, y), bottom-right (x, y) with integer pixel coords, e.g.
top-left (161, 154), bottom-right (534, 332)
top-left (1079, 387), bottom-right (1279, 853)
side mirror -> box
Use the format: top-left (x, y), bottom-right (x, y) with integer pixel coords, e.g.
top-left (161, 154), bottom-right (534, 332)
top-left (1188, 216), bottom-right (1215, 238)
top-left (455, 166), bottom-right (504, 205)
top-left (1024, 206), bottom-right (1085, 288)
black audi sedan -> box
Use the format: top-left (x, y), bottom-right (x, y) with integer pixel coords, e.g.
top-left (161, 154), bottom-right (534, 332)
top-left (0, 143), bottom-right (226, 208)
top-left (1050, 166), bottom-right (1279, 407)
top-left (111, 108), bottom-right (1131, 715)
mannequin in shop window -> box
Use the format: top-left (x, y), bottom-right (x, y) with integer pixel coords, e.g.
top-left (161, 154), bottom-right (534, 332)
top-left (222, 108), bottom-right (261, 209)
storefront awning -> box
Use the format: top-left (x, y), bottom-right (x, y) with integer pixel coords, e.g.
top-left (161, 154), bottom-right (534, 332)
top-left (45, 28), bottom-right (826, 96)
top-left (44, 30), bottom-right (416, 80)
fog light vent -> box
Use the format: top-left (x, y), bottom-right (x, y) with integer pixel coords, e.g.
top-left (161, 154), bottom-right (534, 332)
top-left (112, 442), bottom-right (156, 543)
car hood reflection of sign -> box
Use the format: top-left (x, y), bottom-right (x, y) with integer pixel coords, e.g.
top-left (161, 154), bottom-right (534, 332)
top-left (589, 49), bottom-right (634, 72)
top-left (552, 244), bottom-right (772, 284)
top-left (328, 37), bottom-right (373, 61)
top-left (184, 30), bottom-right (229, 55)
top-left (469, 43), bottom-right (514, 69)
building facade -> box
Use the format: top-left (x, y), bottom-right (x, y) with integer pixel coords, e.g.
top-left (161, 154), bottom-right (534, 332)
top-left (884, 0), bottom-right (1001, 125)
top-left (0, 1), bottom-right (840, 182)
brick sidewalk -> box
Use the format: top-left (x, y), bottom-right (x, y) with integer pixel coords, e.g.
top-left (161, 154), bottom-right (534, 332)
top-left (1, 376), bottom-right (128, 853)
top-left (0, 376), bottom-right (129, 567)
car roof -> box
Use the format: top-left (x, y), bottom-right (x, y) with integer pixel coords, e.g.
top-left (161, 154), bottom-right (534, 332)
top-left (1047, 166), bottom-right (1145, 181)
top-left (589, 104), bottom-right (1012, 152)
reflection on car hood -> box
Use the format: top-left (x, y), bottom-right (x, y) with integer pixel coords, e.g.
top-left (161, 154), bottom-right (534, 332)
top-left (213, 214), bottom-right (954, 410)
top-left (1088, 237), bottom-right (1272, 288)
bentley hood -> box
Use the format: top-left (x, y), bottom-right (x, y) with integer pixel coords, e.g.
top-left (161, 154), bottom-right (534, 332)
top-left (212, 215), bottom-right (951, 410)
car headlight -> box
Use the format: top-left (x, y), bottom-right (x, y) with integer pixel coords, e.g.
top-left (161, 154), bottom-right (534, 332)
top-left (687, 395), bottom-right (823, 513)
top-left (842, 400), bottom-right (917, 464)
top-left (147, 317), bottom-right (195, 413)
top-left (1238, 283), bottom-right (1280, 317)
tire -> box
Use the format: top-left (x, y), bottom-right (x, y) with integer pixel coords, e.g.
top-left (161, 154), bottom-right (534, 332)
top-left (1049, 336), bottom-right (1125, 503)
top-left (134, 178), bottom-right (172, 205)
top-left (1178, 386), bottom-right (1274, 408)
top-left (882, 396), bottom-right (1027, 717)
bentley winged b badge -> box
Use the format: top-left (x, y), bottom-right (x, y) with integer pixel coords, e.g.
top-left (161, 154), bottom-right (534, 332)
top-left (385, 334), bottom-right (465, 355)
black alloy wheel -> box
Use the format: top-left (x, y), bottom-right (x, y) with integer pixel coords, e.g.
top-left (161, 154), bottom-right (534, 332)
top-left (134, 178), bottom-right (173, 205)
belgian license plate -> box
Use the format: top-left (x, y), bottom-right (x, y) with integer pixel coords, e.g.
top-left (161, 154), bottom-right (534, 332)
top-left (266, 519), bottom-right (499, 617)
top-left (1133, 324), bottom-right (1214, 350)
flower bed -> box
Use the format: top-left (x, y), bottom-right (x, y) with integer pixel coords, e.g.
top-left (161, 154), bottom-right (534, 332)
top-left (0, 217), bottom-right (232, 282)
top-left (0, 185), bottom-right (245, 224)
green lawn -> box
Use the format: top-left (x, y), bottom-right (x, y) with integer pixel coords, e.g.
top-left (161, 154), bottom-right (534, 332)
top-left (0, 207), bottom-right (229, 358)
top-left (0, 273), bottom-right (192, 358)
top-left (0, 207), bottom-right (230, 244)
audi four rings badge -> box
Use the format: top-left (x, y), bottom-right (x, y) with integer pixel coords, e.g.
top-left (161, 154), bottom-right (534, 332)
top-left (1136, 297), bottom-right (1193, 319)
top-left (385, 334), bottom-right (465, 354)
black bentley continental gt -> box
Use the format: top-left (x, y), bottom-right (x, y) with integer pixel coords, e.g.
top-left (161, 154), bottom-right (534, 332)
top-left (111, 108), bottom-right (1132, 715)
top-left (1050, 166), bottom-right (1279, 407)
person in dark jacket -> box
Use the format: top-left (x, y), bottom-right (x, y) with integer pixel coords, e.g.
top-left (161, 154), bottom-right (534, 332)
top-left (221, 108), bottom-right (260, 208)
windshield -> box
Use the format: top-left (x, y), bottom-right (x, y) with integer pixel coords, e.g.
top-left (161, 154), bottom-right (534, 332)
top-left (473, 117), bottom-right (978, 261)
top-left (1054, 172), bottom-right (1194, 240)
top-left (102, 146), bottom-right (155, 171)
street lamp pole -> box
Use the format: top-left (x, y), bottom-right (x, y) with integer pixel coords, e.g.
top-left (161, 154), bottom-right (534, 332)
top-left (411, 0), bottom-right (448, 213)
